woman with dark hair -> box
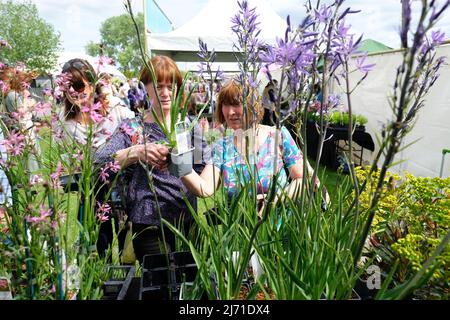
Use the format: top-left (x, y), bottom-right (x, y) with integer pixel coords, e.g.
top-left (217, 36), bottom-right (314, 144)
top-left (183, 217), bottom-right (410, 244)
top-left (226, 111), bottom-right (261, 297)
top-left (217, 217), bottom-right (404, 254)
top-left (95, 55), bottom-right (211, 264)
top-left (60, 58), bottom-right (134, 149)
top-left (60, 58), bottom-right (135, 257)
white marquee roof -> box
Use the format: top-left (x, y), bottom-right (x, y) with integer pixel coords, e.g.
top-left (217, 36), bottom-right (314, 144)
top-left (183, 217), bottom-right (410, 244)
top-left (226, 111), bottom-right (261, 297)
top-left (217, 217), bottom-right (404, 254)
top-left (147, 0), bottom-right (287, 62)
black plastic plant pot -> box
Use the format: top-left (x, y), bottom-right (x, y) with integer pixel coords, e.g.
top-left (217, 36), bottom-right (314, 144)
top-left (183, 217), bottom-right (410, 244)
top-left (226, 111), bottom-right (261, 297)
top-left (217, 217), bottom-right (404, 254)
top-left (172, 251), bottom-right (195, 266)
top-left (175, 265), bottom-right (198, 283)
top-left (143, 253), bottom-right (170, 270)
top-left (142, 268), bottom-right (171, 287)
top-left (168, 147), bottom-right (194, 178)
top-left (102, 265), bottom-right (135, 300)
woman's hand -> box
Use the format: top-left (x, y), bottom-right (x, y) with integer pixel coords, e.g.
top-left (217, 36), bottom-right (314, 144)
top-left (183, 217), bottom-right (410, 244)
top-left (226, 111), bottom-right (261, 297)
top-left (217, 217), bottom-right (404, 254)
top-left (114, 143), bottom-right (169, 170)
top-left (138, 143), bottom-right (169, 170)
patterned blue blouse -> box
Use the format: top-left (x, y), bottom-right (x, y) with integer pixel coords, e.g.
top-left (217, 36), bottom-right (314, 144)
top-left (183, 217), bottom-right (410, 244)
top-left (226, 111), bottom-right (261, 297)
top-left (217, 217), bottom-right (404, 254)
top-left (212, 126), bottom-right (302, 196)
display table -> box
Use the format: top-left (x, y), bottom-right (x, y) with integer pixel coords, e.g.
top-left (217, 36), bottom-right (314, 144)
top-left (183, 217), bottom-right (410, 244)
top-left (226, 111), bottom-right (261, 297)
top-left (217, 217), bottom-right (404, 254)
top-left (305, 120), bottom-right (375, 170)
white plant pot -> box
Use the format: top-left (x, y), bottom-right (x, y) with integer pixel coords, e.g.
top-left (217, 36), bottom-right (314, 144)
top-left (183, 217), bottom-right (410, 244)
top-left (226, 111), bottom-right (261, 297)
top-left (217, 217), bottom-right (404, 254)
top-left (169, 147), bottom-right (194, 178)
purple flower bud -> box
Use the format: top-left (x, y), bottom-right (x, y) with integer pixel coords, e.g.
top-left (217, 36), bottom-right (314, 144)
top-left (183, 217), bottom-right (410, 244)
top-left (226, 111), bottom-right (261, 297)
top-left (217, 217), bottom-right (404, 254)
top-left (400, 0), bottom-right (411, 48)
top-left (431, 30), bottom-right (445, 44)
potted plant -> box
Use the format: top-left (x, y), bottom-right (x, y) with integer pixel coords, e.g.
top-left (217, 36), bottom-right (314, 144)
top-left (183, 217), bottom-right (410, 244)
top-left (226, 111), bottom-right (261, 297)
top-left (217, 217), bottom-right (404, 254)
top-left (138, 59), bottom-right (208, 178)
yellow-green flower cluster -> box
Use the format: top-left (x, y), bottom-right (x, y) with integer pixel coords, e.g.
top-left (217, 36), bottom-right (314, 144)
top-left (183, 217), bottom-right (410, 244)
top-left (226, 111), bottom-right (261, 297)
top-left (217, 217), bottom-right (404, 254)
top-left (392, 234), bottom-right (450, 280)
top-left (353, 167), bottom-right (449, 293)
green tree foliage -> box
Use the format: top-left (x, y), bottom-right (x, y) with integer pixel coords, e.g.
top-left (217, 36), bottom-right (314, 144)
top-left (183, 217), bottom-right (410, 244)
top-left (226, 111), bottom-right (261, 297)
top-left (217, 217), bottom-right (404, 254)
top-left (85, 13), bottom-right (145, 78)
top-left (0, 0), bottom-right (61, 74)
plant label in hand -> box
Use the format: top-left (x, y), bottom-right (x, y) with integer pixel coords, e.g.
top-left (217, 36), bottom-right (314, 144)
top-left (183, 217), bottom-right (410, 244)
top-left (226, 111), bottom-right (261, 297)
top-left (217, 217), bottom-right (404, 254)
top-left (175, 121), bottom-right (189, 153)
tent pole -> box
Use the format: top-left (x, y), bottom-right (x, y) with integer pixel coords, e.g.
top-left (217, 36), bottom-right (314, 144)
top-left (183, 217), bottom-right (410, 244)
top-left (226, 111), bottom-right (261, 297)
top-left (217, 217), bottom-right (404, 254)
top-left (143, 0), bottom-right (150, 58)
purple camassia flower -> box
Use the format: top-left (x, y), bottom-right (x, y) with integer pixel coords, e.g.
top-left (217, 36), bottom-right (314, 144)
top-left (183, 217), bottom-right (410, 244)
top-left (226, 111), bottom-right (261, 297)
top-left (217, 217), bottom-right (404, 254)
top-left (420, 30), bottom-right (446, 54)
top-left (429, 1), bottom-right (450, 25)
top-left (215, 68), bottom-right (224, 81)
top-left (197, 38), bottom-right (223, 84)
top-left (431, 30), bottom-right (446, 44)
top-left (231, 0), bottom-right (262, 63)
top-left (356, 53), bottom-right (376, 73)
top-left (260, 38), bottom-right (316, 75)
top-left (327, 94), bottom-right (341, 110)
top-left (400, 0), bottom-right (412, 48)
top-left (314, 3), bottom-right (332, 23)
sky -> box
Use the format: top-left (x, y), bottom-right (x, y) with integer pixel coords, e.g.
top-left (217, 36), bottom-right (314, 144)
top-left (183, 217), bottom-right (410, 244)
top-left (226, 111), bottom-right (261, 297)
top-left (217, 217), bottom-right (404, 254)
top-left (31, 0), bottom-right (450, 53)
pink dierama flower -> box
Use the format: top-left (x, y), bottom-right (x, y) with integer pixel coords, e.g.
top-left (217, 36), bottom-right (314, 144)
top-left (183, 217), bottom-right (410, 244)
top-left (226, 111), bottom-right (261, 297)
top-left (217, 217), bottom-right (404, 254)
top-left (26, 216), bottom-right (42, 224)
top-left (81, 102), bottom-right (104, 124)
top-left (96, 201), bottom-right (111, 223)
top-left (26, 205), bottom-right (52, 225)
top-left (107, 161), bottom-right (121, 173)
top-left (30, 174), bottom-right (44, 186)
top-left (39, 205), bottom-right (52, 220)
top-left (0, 80), bottom-right (8, 94)
top-left (99, 168), bottom-right (109, 183)
top-left (96, 56), bottom-right (113, 73)
top-left (120, 122), bottom-right (134, 136)
top-left (50, 161), bottom-right (64, 189)
top-left (99, 160), bottom-right (121, 183)
top-left (1, 131), bottom-right (25, 156)
top-left (72, 151), bottom-right (83, 161)
top-left (51, 220), bottom-right (59, 230)
top-left (33, 102), bottom-right (52, 118)
top-left (53, 72), bottom-right (73, 99)
top-left (11, 107), bottom-right (27, 121)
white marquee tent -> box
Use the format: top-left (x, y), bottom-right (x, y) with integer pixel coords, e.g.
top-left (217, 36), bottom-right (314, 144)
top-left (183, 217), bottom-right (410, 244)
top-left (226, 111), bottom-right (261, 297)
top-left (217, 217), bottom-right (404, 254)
top-left (147, 0), bottom-right (288, 67)
top-left (334, 43), bottom-right (450, 178)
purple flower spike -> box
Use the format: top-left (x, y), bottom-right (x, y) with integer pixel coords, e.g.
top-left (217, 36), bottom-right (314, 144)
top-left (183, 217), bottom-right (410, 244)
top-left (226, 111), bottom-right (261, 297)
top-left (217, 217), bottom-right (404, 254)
top-left (400, 0), bottom-right (411, 48)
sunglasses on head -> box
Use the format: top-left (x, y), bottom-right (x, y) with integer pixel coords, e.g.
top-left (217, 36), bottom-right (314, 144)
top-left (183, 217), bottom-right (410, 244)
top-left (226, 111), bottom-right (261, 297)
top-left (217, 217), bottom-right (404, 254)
top-left (62, 59), bottom-right (96, 83)
top-left (62, 60), bottom-right (90, 72)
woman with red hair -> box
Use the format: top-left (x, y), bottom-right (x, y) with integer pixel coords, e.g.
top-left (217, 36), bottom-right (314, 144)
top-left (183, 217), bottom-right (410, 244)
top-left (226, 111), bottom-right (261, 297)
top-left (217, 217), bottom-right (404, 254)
top-left (95, 55), bottom-right (211, 264)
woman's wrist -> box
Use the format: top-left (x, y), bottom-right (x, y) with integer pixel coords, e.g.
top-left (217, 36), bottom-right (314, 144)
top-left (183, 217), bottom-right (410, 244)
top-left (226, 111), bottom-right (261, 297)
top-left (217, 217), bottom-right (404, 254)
top-left (114, 145), bottom-right (142, 168)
